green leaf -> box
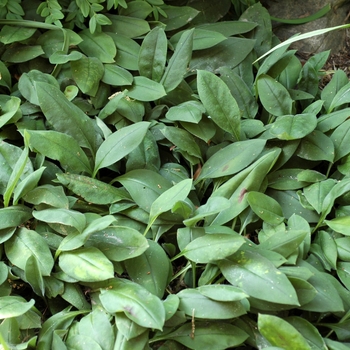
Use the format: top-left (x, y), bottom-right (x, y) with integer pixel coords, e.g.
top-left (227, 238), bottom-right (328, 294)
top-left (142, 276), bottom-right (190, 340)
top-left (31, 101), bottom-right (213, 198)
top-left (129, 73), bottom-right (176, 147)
top-left (177, 288), bottom-right (246, 319)
top-left (78, 29), bottom-right (116, 63)
top-left (297, 130), bottom-right (335, 162)
top-left (0, 205), bottom-right (32, 230)
top-left (113, 34), bottom-right (140, 70)
top-left (59, 247), bottom-right (114, 282)
top-left (197, 284), bottom-right (248, 301)
top-left (182, 233), bottom-right (245, 264)
top-left (25, 130), bottom-right (92, 174)
top-left (148, 178), bottom-right (192, 229)
top-left (328, 82), bottom-right (350, 113)
top-left (197, 69), bottom-right (240, 140)
top-left (330, 119), bottom-right (350, 162)
top-left (0, 296), bottom-right (35, 318)
top-left (183, 197), bottom-right (230, 227)
top-left (125, 240), bottom-right (170, 298)
top-left (85, 226), bottom-right (149, 261)
top-left (326, 216), bottom-right (350, 236)
top-left (164, 321), bottom-right (248, 350)
top-left (37, 308), bottom-right (85, 350)
top-left (197, 139), bottom-right (266, 181)
top-left (159, 5), bottom-right (199, 31)
top-left (71, 56), bottom-right (104, 95)
top-left (257, 74), bottom-right (293, 116)
top-left (78, 309), bottom-right (114, 350)
top-left (99, 278), bottom-right (165, 330)
top-left (5, 227), bottom-right (54, 276)
top-left (3, 145), bottom-right (29, 207)
top-left (166, 100), bottom-right (205, 123)
top-left (126, 76), bottom-right (166, 101)
top-left (171, 28), bottom-right (227, 51)
top-left (13, 167), bottom-right (46, 205)
top-left (219, 249), bottom-right (299, 305)
top-left (93, 122), bottom-right (150, 176)
top-left (247, 191), bottom-right (284, 226)
top-left (25, 255), bottom-right (45, 297)
top-left (58, 215), bottom-right (116, 252)
top-left (23, 184), bottom-right (69, 208)
top-left (35, 82), bottom-right (101, 153)
top-left (138, 26), bottom-right (167, 82)
top-left (2, 44), bottom-right (44, 63)
top-left (190, 37), bottom-right (255, 72)
top-left (33, 208), bottom-right (86, 233)
top-left (270, 113), bottom-right (317, 140)
top-left (298, 260), bottom-right (344, 312)
top-left (161, 29), bottom-right (194, 92)
top-left (209, 149), bottom-right (280, 226)
top-left (106, 14), bottom-right (150, 38)
top-left (57, 173), bottom-right (130, 205)
top-left (160, 126), bottom-right (202, 163)
top-left (102, 63), bottom-right (133, 86)
top-left (259, 230), bottom-right (308, 258)
top-left (0, 25), bottom-right (36, 44)
top-left (0, 96), bottom-right (21, 128)
top-left (258, 314), bottom-right (311, 350)
top-left (219, 66), bottom-right (258, 119)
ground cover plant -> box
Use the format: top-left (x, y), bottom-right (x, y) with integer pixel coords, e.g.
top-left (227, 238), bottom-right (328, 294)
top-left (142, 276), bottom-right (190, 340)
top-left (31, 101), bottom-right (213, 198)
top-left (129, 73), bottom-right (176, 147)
top-left (2, 0), bottom-right (350, 349)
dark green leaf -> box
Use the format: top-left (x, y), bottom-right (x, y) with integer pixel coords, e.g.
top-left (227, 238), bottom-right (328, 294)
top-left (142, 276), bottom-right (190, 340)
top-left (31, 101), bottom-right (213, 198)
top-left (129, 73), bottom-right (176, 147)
top-left (26, 130), bottom-right (92, 174)
top-left (99, 278), bottom-right (165, 330)
top-left (258, 314), bottom-right (311, 350)
top-left (161, 29), bottom-right (194, 92)
top-left (93, 122), bottom-right (150, 176)
top-left (197, 69), bottom-right (240, 140)
top-left (78, 29), bottom-right (116, 63)
top-left (125, 240), bottom-right (170, 298)
top-left (219, 249), bottom-right (299, 305)
top-left (138, 26), bottom-right (167, 82)
top-left (164, 321), bottom-right (248, 350)
top-left (71, 56), bottom-right (104, 95)
top-left (197, 139), bottom-right (266, 181)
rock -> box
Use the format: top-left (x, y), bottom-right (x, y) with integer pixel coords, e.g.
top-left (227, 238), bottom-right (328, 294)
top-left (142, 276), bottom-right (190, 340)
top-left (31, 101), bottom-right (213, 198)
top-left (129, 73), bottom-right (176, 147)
top-left (261, 0), bottom-right (350, 54)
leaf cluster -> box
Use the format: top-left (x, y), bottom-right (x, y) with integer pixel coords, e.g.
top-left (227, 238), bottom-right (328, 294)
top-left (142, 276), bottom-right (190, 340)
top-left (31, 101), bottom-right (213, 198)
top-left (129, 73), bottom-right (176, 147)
top-left (0, 0), bottom-right (350, 349)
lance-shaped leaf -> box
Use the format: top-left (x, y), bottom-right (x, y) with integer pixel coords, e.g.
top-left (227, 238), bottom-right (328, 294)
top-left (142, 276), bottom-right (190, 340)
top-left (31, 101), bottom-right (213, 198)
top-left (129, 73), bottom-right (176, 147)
top-left (3, 145), bottom-right (29, 207)
top-left (57, 173), bottom-right (131, 205)
top-left (0, 296), bottom-right (35, 318)
top-left (0, 205), bottom-right (32, 230)
top-left (258, 314), bottom-right (312, 350)
top-left (138, 26), bottom-right (167, 82)
top-left (35, 82), bottom-right (101, 153)
top-left (127, 76), bottom-right (166, 101)
top-left (160, 28), bottom-right (194, 92)
top-left (58, 215), bottom-right (116, 252)
top-left (196, 139), bottom-right (266, 181)
top-left (25, 130), bottom-right (92, 175)
top-left (218, 249), bottom-right (299, 305)
top-left (164, 321), bottom-right (248, 350)
top-left (145, 179), bottom-right (192, 234)
top-left (71, 56), bottom-right (104, 95)
top-left (93, 122), bottom-right (150, 177)
top-left (247, 191), bottom-right (284, 226)
top-left (181, 233), bottom-right (245, 264)
top-left (177, 288), bottom-right (246, 319)
top-left (5, 227), bottom-right (54, 276)
top-left (197, 69), bottom-right (241, 140)
top-left (257, 74), bottom-right (293, 117)
top-left (59, 247), bottom-right (114, 282)
top-left (99, 278), bottom-right (165, 330)
top-left (33, 208), bottom-right (86, 233)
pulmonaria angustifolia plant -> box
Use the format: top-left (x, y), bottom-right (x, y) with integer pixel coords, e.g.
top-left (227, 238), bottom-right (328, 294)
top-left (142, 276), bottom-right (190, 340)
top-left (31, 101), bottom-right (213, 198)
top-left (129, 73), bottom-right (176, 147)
top-left (1, 0), bottom-right (350, 349)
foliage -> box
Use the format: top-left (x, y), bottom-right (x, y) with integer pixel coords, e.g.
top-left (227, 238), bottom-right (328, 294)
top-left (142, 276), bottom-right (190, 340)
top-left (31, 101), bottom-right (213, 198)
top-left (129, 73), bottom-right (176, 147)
top-left (1, 0), bottom-right (350, 349)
